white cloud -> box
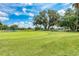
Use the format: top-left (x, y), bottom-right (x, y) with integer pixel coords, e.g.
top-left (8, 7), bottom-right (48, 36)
top-left (22, 8), bottom-right (27, 13)
top-left (15, 7), bottom-right (35, 17)
top-left (58, 4), bottom-right (73, 16)
top-left (23, 8), bottom-right (36, 12)
top-left (0, 17), bottom-right (9, 21)
top-left (28, 13), bottom-right (34, 16)
top-left (0, 11), bottom-right (8, 17)
top-left (14, 21), bottom-right (25, 28)
top-left (22, 7), bottom-right (35, 14)
top-left (15, 11), bottom-right (34, 17)
top-left (63, 3), bottom-right (70, 6)
top-left (0, 4), bottom-right (16, 14)
top-left (0, 11), bottom-right (9, 21)
top-left (14, 21), bottom-right (34, 28)
top-left (15, 10), bottom-right (34, 17)
top-left (25, 21), bottom-right (33, 28)
top-left (58, 9), bottom-right (65, 16)
top-left (14, 12), bottom-right (21, 16)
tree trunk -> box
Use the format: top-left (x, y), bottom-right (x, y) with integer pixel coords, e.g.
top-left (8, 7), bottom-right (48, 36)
top-left (75, 9), bottom-right (79, 32)
top-left (44, 25), bottom-right (47, 30)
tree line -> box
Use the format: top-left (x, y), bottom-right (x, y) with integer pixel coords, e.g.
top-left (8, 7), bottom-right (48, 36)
top-left (0, 22), bottom-right (27, 31)
top-left (33, 3), bottom-right (79, 32)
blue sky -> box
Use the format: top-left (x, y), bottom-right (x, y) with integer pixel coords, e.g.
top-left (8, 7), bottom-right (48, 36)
top-left (0, 3), bottom-right (72, 28)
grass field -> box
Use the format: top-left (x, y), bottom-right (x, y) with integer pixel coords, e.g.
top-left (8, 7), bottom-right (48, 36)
top-left (0, 31), bottom-right (79, 56)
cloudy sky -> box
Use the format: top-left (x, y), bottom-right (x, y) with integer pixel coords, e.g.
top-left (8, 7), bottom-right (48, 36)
top-left (0, 3), bottom-right (72, 28)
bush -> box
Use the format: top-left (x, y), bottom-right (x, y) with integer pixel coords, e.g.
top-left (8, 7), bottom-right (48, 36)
top-left (34, 27), bottom-right (43, 31)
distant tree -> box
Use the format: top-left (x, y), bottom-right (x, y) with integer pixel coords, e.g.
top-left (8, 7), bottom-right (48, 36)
top-left (18, 28), bottom-right (26, 30)
top-left (2, 25), bottom-right (9, 30)
top-left (0, 22), bottom-right (3, 25)
top-left (0, 22), bottom-right (3, 30)
top-left (27, 27), bottom-right (32, 30)
top-left (10, 24), bottom-right (18, 30)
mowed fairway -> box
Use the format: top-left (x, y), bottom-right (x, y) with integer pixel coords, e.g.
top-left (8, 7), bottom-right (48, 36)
top-left (0, 31), bottom-right (79, 56)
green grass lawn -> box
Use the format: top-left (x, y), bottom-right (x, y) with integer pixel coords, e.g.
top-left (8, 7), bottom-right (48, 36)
top-left (0, 31), bottom-right (79, 56)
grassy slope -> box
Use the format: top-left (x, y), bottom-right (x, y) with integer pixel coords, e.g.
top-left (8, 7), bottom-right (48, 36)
top-left (0, 31), bottom-right (79, 56)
